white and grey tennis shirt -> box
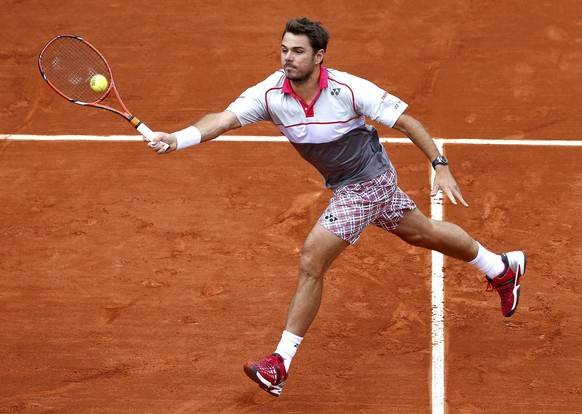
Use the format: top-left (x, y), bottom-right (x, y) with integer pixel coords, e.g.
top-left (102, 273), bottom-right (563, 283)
top-left (227, 67), bottom-right (408, 189)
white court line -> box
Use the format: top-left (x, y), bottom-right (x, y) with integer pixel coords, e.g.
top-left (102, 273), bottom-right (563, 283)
top-left (428, 138), bottom-right (582, 146)
top-left (431, 139), bottom-right (446, 414)
top-left (2, 134), bottom-right (582, 146)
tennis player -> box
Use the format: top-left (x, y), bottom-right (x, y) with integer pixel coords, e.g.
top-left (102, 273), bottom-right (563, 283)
top-left (147, 17), bottom-right (526, 397)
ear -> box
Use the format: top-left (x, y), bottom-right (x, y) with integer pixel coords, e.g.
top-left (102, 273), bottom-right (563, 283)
top-left (315, 49), bottom-right (325, 64)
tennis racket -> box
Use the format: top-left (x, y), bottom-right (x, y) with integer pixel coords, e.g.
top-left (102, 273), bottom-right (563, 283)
top-left (38, 34), bottom-right (168, 151)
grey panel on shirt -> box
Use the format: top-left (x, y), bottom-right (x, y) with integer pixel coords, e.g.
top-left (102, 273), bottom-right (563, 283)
top-left (290, 125), bottom-right (391, 189)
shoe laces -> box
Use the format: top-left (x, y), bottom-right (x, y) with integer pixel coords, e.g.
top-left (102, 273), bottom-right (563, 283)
top-left (485, 279), bottom-right (514, 300)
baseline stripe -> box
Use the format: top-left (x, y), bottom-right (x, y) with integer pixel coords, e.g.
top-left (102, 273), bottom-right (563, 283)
top-left (2, 134), bottom-right (581, 146)
top-left (431, 138), bottom-right (582, 146)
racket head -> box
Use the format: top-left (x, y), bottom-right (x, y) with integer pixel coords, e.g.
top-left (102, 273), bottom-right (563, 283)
top-left (38, 35), bottom-right (113, 105)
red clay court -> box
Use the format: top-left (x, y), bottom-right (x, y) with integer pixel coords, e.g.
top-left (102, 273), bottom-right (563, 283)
top-left (1, 1), bottom-right (581, 412)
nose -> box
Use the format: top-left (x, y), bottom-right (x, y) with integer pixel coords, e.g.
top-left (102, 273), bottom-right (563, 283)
top-left (284, 51), bottom-right (293, 61)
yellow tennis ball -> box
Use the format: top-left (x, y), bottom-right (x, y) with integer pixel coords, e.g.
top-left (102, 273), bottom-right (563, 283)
top-left (90, 74), bottom-right (108, 93)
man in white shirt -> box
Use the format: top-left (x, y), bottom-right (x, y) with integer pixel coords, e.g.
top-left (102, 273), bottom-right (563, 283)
top-left (147, 17), bottom-right (526, 397)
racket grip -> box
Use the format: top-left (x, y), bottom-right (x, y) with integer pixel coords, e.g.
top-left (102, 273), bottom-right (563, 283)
top-left (134, 120), bottom-right (170, 151)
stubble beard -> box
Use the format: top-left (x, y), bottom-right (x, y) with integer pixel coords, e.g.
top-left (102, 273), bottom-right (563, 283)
top-left (284, 66), bottom-right (311, 85)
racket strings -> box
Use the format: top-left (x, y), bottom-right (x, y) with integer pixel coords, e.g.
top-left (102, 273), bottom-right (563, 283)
top-left (40, 36), bottom-right (111, 103)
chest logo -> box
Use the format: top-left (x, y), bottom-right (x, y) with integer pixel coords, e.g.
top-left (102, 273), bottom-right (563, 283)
top-left (330, 88), bottom-right (341, 96)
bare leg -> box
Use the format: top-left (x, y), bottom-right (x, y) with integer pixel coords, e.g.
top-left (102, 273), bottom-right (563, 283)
top-left (284, 223), bottom-right (349, 337)
top-left (285, 208), bottom-right (477, 337)
top-left (391, 208), bottom-right (478, 261)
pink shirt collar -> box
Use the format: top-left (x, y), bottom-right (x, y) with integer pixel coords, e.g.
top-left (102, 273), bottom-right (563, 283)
top-left (282, 66), bottom-right (329, 95)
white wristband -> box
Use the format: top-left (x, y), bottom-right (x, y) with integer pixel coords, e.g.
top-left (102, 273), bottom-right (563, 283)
top-left (174, 126), bottom-right (202, 150)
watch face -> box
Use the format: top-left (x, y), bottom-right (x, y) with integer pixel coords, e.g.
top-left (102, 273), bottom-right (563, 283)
top-left (432, 156), bottom-right (448, 169)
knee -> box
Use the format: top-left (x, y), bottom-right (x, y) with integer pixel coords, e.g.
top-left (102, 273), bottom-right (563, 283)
top-left (398, 219), bottom-right (437, 248)
top-left (401, 232), bottom-right (429, 248)
top-left (297, 252), bottom-right (325, 282)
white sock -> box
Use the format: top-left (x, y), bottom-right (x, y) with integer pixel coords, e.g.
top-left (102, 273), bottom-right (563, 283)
top-left (469, 242), bottom-right (506, 277)
top-left (275, 330), bottom-right (303, 372)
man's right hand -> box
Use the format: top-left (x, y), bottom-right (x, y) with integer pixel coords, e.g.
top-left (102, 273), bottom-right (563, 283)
top-left (144, 132), bottom-right (177, 154)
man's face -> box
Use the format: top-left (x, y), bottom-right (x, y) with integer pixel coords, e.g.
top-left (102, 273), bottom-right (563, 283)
top-left (281, 32), bottom-right (323, 83)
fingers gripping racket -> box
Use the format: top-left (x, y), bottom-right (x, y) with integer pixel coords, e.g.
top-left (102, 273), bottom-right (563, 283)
top-left (38, 34), bottom-right (168, 151)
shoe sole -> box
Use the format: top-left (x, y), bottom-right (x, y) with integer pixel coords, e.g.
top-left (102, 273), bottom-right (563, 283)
top-left (504, 252), bottom-right (527, 317)
top-left (243, 364), bottom-right (283, 397)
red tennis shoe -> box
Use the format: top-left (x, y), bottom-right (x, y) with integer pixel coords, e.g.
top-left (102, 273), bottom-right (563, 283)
top-left (486, 251), bottom-right (526, 317)
top-left (243, 353), bottom-right (288, 397)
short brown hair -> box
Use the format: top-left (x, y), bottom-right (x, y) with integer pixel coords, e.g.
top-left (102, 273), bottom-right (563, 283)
top-left (283, 17), bottom-right (330, 53)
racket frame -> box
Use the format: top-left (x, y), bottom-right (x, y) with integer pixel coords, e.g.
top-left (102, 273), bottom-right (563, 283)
top-left (38, 34), bottom-right (161, 144)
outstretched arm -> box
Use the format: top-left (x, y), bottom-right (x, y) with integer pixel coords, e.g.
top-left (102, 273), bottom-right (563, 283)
top-left (392, 113), bottom-right (468, 206)
top-left (146, 110), bottom-right (242, 153)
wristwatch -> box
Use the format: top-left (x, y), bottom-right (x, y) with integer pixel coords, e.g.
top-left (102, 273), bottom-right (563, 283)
top-left (431, 156), bottom-right (449, 169)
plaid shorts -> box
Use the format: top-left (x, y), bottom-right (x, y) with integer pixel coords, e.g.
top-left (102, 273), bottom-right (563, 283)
top-left (317, 167), bottom-right (416, 244)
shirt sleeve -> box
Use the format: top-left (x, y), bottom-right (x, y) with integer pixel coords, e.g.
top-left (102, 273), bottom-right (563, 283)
top-left (347, 73), bottom-right (408, 127)
top-left (226, 77), bottom-right (272, 126)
